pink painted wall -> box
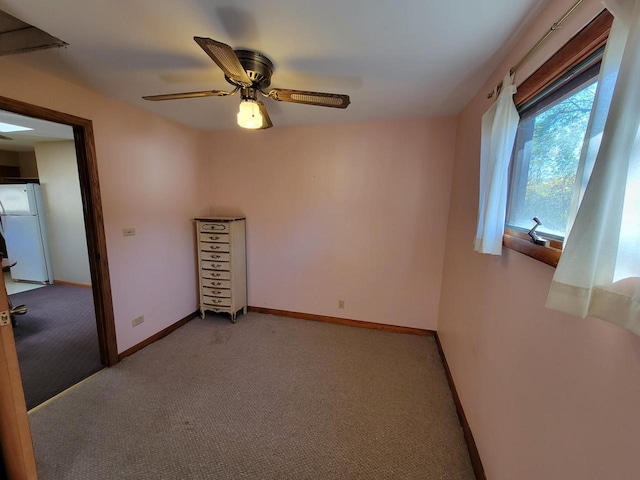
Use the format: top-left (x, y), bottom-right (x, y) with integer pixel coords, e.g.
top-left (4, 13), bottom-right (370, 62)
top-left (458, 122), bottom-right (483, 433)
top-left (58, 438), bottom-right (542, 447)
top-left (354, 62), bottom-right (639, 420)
top-left (205, 118), bottom-right (457, 330)
top-left (438, 0), bottom-right (640, 479)
top-left (0, 58), bottom-right (210, 353)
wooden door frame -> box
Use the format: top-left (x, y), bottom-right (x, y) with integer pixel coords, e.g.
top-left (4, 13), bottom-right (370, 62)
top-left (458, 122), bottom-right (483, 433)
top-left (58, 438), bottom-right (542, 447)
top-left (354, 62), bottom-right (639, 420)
top-left (0, 95), bottom-right (118, 366)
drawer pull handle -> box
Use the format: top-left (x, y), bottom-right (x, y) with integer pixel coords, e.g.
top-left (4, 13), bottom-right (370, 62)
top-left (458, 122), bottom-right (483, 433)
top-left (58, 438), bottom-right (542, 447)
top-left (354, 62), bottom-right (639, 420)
top-left (213, 273), bottom-right (221, 277)
top-left (210, 236), bottom-right (219, 240)
top-left (212, 246), bottom-right (220, 250)
top-left (212, 255), bottom-right (220, 259)
top-left (213, 299), bottom-right (222, 304)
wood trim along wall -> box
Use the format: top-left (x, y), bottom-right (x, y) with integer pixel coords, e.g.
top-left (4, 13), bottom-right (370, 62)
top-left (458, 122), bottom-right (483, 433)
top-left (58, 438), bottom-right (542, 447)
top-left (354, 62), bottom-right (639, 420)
top-left (54, 280), bottom-right (93, 289)
top-left (0, 95), bottom-right (118, 366)
top-left (247, 306), bottom-right (435, 336)
top-left (435, 334), bottom-right (486, 480)
top-left (118, 311), bottom-right (199, 361)
top-left (503, 229), bottom-right (561, 268)
top-left (514, 9), bottom-right (613, 106)
top-left (74, 121), bottom-right (118, 366)
top-left (250, 307), bottom-right (483, 476)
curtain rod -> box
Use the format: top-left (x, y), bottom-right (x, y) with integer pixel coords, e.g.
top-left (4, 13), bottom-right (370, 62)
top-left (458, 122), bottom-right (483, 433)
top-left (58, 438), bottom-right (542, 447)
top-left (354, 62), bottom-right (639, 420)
top-left (487, 0), bottom-right (584, 99)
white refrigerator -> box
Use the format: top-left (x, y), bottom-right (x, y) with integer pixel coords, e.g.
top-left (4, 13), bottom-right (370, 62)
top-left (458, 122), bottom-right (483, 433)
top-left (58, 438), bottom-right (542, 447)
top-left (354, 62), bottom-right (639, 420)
top-left (0, 184), bottom-right (53, 284)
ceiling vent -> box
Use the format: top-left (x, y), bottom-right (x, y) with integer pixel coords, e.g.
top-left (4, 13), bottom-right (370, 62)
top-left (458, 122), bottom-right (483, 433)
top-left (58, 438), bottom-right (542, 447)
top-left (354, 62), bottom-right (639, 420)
top-left (0, 10), bottom-right (67, 56)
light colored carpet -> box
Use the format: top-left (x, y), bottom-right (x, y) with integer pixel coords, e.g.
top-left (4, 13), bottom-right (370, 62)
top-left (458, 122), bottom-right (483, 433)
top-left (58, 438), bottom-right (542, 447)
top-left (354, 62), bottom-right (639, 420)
top-left (28, 312), bottom-right (474, 479)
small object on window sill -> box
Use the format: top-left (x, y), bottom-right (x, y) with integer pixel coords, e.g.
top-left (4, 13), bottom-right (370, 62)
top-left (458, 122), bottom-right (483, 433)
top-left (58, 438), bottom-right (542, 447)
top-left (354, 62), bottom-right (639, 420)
top-left (528, 217), bottom-right (550, 246)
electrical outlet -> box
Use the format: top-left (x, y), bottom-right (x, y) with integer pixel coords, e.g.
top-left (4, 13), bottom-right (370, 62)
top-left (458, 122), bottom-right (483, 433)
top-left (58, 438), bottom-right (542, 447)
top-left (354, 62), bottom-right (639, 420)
top-left (123, 227), bottom-right (136, 237)
top-left (338, 300), bottom-right (345, 309)
top-left (132, 316), bottom-right (144, 327)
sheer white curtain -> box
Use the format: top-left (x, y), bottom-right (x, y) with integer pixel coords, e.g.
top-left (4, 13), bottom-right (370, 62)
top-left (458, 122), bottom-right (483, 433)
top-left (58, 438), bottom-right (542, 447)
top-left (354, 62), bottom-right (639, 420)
top-left (566, 6), bottom-right (626, 235)
top-left (547, 0), bottom-right (640, 334)
top-left (475, 72), bottom-right (519, 255)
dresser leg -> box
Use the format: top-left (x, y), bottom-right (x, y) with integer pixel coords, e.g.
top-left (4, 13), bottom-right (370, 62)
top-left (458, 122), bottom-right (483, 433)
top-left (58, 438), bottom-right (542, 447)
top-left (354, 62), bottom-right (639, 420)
top-left (200, 309), bottom-right (205, 319)
top-left (243, 306), bottom-right (247, 315)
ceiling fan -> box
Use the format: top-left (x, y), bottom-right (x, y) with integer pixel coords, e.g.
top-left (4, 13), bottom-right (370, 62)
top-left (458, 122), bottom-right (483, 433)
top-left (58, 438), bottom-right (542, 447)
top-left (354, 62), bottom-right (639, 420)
top-left (0, 134), bottom-right (13, 141)
top-left (143, 37), bottom-right (351, 130)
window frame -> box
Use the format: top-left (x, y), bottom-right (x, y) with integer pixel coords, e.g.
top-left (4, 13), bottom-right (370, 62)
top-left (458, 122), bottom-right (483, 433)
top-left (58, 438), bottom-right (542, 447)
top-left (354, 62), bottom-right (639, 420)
top-left (507, 59), bottom-right (601, 239)
top-left (502, 9), bottom-right (613, 267)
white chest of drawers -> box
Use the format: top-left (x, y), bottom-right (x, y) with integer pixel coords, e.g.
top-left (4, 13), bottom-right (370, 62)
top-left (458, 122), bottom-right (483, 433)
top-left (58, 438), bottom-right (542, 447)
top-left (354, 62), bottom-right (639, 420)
top-left (195, 216), bottom-right (247, 322)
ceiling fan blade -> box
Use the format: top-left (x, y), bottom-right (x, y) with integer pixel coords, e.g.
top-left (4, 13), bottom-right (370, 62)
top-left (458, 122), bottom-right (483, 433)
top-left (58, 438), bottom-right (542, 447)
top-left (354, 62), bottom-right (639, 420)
top-left (257, 101), bottom-right (273, 129)
top-left (268, 89), bottom-right (350, 109)
top-left (194, 37), bottom-right (253, 86)
top-left (143, 90), bottom-right (232, 101)
top-left (0, 134), bottom-right (13, 141)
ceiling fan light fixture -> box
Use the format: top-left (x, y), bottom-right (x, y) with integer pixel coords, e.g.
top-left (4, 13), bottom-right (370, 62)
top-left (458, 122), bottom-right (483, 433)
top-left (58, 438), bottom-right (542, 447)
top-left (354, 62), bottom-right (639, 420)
top-left (143, 37), bottom-right (350, 129)
top-left (237, 99), bottom-right (263, 129)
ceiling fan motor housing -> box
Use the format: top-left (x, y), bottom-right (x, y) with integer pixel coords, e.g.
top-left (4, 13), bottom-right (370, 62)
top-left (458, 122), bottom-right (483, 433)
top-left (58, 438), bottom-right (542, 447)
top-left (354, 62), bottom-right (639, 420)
top-left (226, 49), bottom-right (274, 90)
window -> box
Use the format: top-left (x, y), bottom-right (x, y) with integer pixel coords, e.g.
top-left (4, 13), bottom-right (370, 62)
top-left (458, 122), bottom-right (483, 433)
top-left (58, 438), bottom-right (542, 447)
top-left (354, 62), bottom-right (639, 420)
top-left (507, 59), bottom-right (600, 239)
top-left (502, 10), bottom-right (613, 266)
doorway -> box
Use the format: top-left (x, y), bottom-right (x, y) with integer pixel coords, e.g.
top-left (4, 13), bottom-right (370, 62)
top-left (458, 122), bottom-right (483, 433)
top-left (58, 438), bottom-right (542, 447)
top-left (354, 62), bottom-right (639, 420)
top-left (1, 123), bottom-right (105, 408)
top-left (0, 95), bottom-right (117, 368)
top-left (0, 94), bottom-right (117, 477)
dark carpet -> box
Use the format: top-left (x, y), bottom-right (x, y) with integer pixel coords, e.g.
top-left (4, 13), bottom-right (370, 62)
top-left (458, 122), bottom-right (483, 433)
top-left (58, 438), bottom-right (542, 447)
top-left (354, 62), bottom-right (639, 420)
top-left (11, 284), bottom-right (103, 410)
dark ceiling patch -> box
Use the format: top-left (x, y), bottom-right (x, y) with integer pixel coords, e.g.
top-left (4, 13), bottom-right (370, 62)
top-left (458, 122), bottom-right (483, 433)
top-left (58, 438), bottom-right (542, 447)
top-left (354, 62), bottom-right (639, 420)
top-left (0, 10), bottom-right (67, 56)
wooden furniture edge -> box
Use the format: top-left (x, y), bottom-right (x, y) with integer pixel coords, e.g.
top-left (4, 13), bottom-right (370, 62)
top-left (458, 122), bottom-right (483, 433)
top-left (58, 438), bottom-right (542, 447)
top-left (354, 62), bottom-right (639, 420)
top-left (503, 232), bottom-right (561, 267)
top-left (54, 280), bottom-right (92, 289)
top-left (248, 306), bottom-right (435, 336)
top-left (118, 311), bottom-right (198, 361)
top-left (435, 334), bottom-right (487, 480)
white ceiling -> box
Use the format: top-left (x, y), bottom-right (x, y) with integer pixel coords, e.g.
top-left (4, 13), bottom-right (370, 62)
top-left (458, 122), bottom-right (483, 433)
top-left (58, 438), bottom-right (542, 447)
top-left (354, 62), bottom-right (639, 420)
top-left (0, 110), bottom-right (74, 152)
top-left (0, 0), bottom-right (548, 131)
